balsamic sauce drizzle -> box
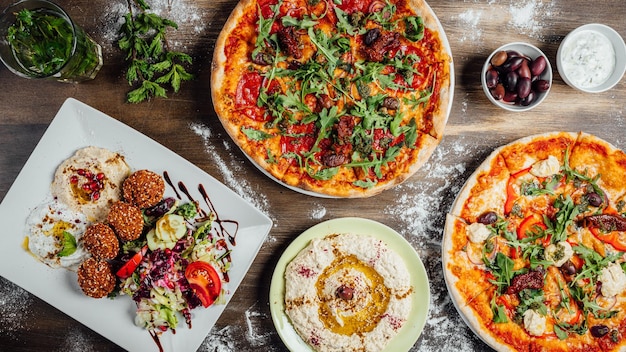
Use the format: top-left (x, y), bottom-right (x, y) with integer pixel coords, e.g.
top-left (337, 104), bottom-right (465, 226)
top-left (198, 184), bottom-right (239, 246)
top-left (163, 171), bottom-right (239, 282)
top-left (149, 330), bottom-right (164, 352)
top-left (162, 171), bottom-right (181, 200)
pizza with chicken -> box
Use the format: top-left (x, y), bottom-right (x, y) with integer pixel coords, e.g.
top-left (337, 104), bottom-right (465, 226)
top-left (443, 131), bottom-right (626, 352)
top-left (211, 0), bottom-right (452, 197)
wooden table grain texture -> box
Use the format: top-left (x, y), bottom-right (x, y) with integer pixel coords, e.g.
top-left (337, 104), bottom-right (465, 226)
top-left (1, 0), bottom-right (625, 351)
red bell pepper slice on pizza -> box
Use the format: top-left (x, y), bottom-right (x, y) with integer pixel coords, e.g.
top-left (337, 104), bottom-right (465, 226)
top-left (517, 213), bottom-right (547, 240)
top-left (504, 167), bottom-right (531, 215)
top-left (590, 227), bottom-right (626, 252)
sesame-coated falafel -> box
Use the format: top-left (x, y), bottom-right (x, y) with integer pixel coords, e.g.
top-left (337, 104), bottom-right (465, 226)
top-left (77, 257), bottom-right (116, 298)
top-left (123, 170), bottom-right (165, 209)
top-left (107, 201), bottom-right (143, 241)
top-left (82, 223), bottom-right (119, 260)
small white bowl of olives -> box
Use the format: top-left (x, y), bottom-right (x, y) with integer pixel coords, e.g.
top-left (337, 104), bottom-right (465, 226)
top-left (482, 42), bottom-right (552, 112)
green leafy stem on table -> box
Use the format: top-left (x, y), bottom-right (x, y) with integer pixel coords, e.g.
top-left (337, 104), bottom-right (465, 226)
top-left (118, 0), bottom-right (194, 103)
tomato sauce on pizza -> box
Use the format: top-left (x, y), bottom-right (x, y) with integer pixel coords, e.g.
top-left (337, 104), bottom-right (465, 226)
top-left (211, 0), bottom-right (452, 197)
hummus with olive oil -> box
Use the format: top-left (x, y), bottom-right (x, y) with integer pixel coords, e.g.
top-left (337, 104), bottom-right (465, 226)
top-left (284, 233), bottom-right (413, 352)
top-left (51, 146), bottom-right (130, 222)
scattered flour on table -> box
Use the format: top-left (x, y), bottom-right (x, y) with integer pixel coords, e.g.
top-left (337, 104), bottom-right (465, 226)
top-left (190, 122), bottom-right (271, 219)
top-left (411, 249), bottom-right (481, 352)
top-left (98, 2), bottom-right (126, 52)
top-left (58, 329), bottom-right (95, 352)
top-left (451, 0), bottom-right (559, 45)
top-left (0, 278), bottom-right (34, 339)
top-left (200, 325), bottom-right (240, 352)
top-left (384, 139), bottom-right (470, 247)
top-left (607, 95), bottom-right (625, 130)
top-left (457, 93), bottom-right (471, 125)
top-left (455, 9), bottom-right (483, 44)
top-left (244, 302), bottom-right (276, 348)
top-left (148, 0), bottom-right (205, 33)
top-left (461, 99), bottom-right (467, 113)
top-left (97, 0), bottom-right (206, 53)
top-left (508, 0), bottom-right (557, 39)
top-left (309, 204), bottom-right (327, 220)
top-left (200, 302), bottom-right (279, 352)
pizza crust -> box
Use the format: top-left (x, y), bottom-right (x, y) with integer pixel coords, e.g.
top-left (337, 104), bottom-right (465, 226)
top-left (407, 0), bottom-right (455, 140)
top-left (211, 0), bottom-right (251, 103)
top-left (498, 131), bottom-right (579, 172)
top-left (211, 0), bottom-right (257, 155)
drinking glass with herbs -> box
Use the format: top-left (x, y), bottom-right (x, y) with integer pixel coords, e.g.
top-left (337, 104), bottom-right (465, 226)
top-left (0, 0), bottom-right (102, 82)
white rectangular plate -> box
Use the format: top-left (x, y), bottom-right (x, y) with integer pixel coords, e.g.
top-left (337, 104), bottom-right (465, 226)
top-left (0, 98), bottom-right (273, 352)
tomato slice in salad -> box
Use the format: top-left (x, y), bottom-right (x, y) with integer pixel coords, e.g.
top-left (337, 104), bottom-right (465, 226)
top-left (185, 261), bottom-right (222, 308)
top-left (116, 245), bottom-right (148, 279)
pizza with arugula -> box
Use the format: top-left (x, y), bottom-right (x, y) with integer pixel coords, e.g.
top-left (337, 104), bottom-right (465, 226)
top-left (211, 0), bottom-right (452, 197)
top-left (443, 132), bottom-right (626, 352)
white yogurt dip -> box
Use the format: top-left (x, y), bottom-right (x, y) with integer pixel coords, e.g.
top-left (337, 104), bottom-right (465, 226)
top-left (560, 30), bottom-right (615, 88)
top-left (25, 199), bottom-right (90, 270)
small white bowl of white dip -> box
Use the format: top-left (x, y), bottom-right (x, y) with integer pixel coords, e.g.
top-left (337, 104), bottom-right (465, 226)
top-left (557, 23), bottom-right (626, 93)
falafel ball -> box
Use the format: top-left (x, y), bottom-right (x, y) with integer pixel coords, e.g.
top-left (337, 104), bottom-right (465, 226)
top-left (107, 201), bottom-right (143, 241)
top-left (123, 169), bottom-right (165, 209)
top-left (82, 223), bottom-right (119, 260)
top-left (77, 257), bottom-right (116, 298)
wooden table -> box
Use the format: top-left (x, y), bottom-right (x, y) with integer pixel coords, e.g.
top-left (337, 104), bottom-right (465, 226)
top-left (1, 0), bottom-right (625, 351)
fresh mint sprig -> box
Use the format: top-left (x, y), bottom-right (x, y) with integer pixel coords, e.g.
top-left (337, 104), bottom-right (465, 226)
top-left (118, 0), bottom-right (194, 103)
top-left (6, 9), bottom-right (73, 76)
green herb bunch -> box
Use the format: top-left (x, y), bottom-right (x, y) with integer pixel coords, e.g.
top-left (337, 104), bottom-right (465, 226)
top-left (118, 0), bottom-right (194, 103)
top-left (6, 9), bottom-right (73, 76)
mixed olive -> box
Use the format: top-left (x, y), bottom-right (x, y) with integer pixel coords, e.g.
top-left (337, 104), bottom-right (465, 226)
top-left (477, 211), bottom-right (498, 225)
top-left (485, 50), bottom-right (551, 107)
top-left (586, 191), bottom-right (604, 207)
top-left (590, 324), bottom-right (610, 338)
